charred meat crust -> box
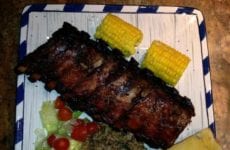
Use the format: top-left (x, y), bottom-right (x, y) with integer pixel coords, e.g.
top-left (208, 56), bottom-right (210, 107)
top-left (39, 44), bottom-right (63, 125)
top-left (15, 22), bottom-right (195, 149)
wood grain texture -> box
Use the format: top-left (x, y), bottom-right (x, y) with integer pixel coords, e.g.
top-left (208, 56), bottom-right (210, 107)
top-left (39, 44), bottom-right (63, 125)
top-left (0, 0), bottom-right (229, 149)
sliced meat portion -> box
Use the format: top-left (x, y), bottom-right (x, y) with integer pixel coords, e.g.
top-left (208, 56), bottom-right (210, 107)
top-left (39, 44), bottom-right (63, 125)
top-left (88, 68), bottom-right (150, 125)
top-left (54, 44), bottom-right (105, 89)
top-left (73, 58), bottom-right (118, 97)
top-left (88, 71), bottom-right (133, 124)
top-left (119, 88), bottom-right (194, 148)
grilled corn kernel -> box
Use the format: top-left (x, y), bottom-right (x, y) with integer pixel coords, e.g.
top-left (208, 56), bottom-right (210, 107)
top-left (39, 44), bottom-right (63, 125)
top-left (142, 41), bottom-right (190, 86)
top-left (95, 13), bottom-right (143, 56)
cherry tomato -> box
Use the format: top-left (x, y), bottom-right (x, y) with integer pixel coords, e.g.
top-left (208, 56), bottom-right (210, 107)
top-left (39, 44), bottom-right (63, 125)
top-left (47, 134), bottom-right (56, 147)
top-left (86, 122), bottom-right (99, 134)
top-left (71, 124), bottom-right (88, 142)
top-left (53, 137), bottom-right (70, 150)
top-left (57, 107), bottom-right (72, 121)
top-left (54, 96), bottom-right (65, 109)
top-left (73, 119), bottom-right (85, 127)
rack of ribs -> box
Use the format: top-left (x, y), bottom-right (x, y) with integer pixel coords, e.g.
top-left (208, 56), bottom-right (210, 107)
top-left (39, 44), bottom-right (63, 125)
top-left (16, 22), bottom-right (195, 149)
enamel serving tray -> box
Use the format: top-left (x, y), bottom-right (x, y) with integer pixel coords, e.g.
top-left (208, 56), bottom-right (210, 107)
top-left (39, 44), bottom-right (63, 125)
top-left (15, 4), bottom-right (215, 150)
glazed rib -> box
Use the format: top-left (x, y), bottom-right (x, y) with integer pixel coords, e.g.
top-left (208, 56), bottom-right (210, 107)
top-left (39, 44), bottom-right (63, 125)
top-left (16, 22), bottom-right (195, 149)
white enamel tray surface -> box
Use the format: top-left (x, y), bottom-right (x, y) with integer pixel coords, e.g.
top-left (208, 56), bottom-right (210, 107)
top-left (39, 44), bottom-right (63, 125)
top-left (15, 4), bottom-right (214, 150)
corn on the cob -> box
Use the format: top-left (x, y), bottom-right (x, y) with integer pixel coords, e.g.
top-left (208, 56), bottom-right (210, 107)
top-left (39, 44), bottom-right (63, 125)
top-left (142, 41), bottom-right (190, 86)
top-left (95, 13), bottom-right (143, 56)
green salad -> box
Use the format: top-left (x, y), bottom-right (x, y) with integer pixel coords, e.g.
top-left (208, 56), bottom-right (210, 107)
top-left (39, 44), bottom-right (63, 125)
top-left (35, 97), bottom-right (145, 150)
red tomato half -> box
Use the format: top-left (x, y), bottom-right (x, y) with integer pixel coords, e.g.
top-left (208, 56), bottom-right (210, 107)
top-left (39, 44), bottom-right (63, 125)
top-left (53, 137), bottom-right (70, 150)
top-left (71, 124), bottom-right (88, 142)
top-left (86, 122), bottom-right (99, 134)
top-left (73, 119), bottom-right (85, 127)
top-left (57, 107), bottom-right (72, 121)
top-left (47, 134), bottom-right (56, 147)
top-left (54, 96), bottom-right (65, 109)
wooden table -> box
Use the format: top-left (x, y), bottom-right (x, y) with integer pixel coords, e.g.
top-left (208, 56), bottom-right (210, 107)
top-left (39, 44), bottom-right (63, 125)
top-left (0, 0), bottom-right (229, 149)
